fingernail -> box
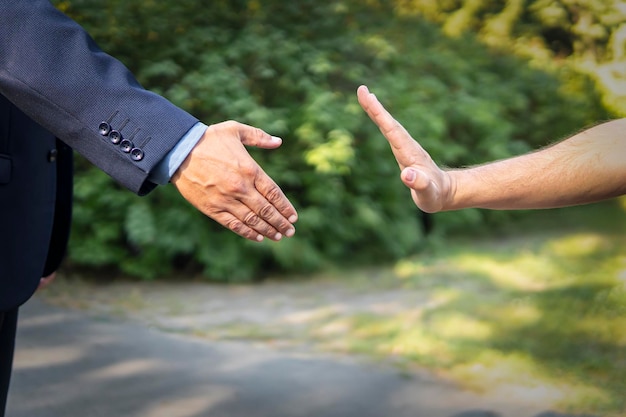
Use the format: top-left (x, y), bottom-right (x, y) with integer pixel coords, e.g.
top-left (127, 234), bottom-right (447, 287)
top-left (271, 136), bottom-right (282, 143)
top-left (285, 227), bottom-right (295, 238)
top-left (256, 234), bottom-right (264, 242)
top-left (404, 169), bottom-right (416, 182)
top-left (288, 215), bottom-right (298, 223)
top-left (274, 233), bottom-right (283, 241)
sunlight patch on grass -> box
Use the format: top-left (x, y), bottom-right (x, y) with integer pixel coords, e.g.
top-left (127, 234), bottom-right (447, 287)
top-left (364, 320), bottom-right (454, 365)
top-left (430, 312), bottom-right (492, 340)
top-left (394, 259), bottom-right (428, 279)
top-left (453, 253), bottom-right (557, 291)
top-left (452, 350), bottom-right (564, 390)
top-left (385, 332), bottom-right (452, 363)
top-left (450, 351), bottom-right (612, 409)
top-left (545, 233), bottom-right (610, 257)
top-left (490, 301), bottom-right (542, 327)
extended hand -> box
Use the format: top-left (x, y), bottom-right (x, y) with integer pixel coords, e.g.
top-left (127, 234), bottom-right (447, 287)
top-left (171, 121), bottom-right (297, 242)
top-left (357, 85), bottom-right (454, 213)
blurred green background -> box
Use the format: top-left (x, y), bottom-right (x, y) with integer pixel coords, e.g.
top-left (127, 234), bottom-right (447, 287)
top-left (54, 0), bottom-right (623, 281)
top-left (47, 1), bottom-right (626, 414)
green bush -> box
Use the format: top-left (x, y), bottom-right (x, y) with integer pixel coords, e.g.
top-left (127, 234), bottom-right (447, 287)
top-left (57, 0), bottom-right (610, 280)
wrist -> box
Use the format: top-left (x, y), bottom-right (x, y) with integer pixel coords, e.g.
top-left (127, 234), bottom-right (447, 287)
top-left (444, 169), bottom-right (470, 211)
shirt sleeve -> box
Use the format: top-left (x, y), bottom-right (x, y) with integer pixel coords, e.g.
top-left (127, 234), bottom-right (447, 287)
top-left (148, 122), bottom-right (208, 185)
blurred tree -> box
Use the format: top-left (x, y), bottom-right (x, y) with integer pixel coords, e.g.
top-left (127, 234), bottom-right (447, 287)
top-left (394, 0), bottom-right (626, 114)
top-left (53, 0), bottom-right (609, 281)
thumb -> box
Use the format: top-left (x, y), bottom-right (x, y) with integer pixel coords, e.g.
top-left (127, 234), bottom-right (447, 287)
top-left (237, 124), bottom-right (283, 149)
top-left (400, 167), bottom-right (423, 190)
top-left (402, 167), bottom-right (445, 213)
top-left (401, 168), bottom-right (430, 190)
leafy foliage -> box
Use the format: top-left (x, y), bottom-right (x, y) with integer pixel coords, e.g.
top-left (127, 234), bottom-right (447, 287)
top-left (54, 0), bottom-right (610, 280)
top-left (394, 0), bottom-right (626, 115)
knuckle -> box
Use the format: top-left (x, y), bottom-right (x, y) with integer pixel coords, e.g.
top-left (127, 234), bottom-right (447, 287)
top-left (241, 162), bottom-right (259, 177)
top-left (265, 186), bottom-right (283, 203)
top-left (226, 179), bottom-right (248, 196)
top-left (275, 220), bottom-right (290, 232)
top-left (259, 204), bottom-right (274, 218)
top-left (227, 219), bottom-right (244, 234)
top-left (265, 185), bottom-right (285, 205)
top-left (244, 212), bottom-right (260, 226)
top-left (384, 122), bottom-right (403, 137)
top-left (261, 224), bottom-right (278, 237)
top-left (251, 126), bottom-right (265, 140)
top-left (200, 202), bottom-right (220, 217)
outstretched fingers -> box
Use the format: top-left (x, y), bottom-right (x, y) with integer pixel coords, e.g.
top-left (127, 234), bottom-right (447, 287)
top-left (234, 123), bottom-right (298, 235)
top-left (216, 198), bottom-right (283, 242)
top-left (225, 166), bottom-right (297, 241)
top-left (357, 85), bottom-right (452, 213)
top-left (171, 121), bottom-right (298, 242)
top-left (254, 174), bottom-right (298, 229)
top-left (357, 85), bottom-right (426, 168)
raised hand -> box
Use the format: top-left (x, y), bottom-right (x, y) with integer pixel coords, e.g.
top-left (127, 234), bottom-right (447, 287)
top-left (357, 85), bottom-right (454, 213)
top-left (171, 121), bottom-right (297, 242)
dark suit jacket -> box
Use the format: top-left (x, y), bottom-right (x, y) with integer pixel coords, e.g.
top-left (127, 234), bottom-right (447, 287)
top-left (0, 0), bottom-right (199, 310)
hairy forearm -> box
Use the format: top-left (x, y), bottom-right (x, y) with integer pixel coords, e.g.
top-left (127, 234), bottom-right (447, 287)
top-left (447, 119), bottom-right (626, 210)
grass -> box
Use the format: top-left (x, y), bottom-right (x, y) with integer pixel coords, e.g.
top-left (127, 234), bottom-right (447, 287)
top-left (310, 199), bottom-right (626, 415)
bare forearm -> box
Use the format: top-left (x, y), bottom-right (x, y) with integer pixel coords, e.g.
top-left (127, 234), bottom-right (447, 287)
top-left (357, 86), bottom-right (626, 212)
top-left (447, 119), bottom-right (626, 210)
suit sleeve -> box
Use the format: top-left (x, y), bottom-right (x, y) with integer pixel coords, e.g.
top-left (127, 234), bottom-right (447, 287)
top-left (0, 0), bottom-right (199, 195)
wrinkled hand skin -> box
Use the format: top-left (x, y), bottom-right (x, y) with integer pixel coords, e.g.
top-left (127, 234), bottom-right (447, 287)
top-left (171, 121), bottom-right (298, 242)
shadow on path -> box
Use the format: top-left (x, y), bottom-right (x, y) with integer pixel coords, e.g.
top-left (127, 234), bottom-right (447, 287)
top-left (7, 297), bottom-right (592, 417)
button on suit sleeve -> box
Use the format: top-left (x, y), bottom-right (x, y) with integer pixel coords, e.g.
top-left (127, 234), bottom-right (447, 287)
top-left (0, 0), bottom-right (199, 195)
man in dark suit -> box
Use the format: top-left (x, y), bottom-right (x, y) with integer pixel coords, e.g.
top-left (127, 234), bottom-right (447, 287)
top-left (0, 1), bottom-right (298, 414)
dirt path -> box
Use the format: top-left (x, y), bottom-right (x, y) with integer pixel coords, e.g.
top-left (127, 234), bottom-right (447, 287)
top-left (41, 275), bottom-right (434, 347)
top-left (35, 273), bottom-right (593, 416)
top-left (11, 297), bottom-right (570, 417)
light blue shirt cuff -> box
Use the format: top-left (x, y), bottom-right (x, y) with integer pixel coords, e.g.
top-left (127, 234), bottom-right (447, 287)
top-left (148, 122), bottom-right (208, 185)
